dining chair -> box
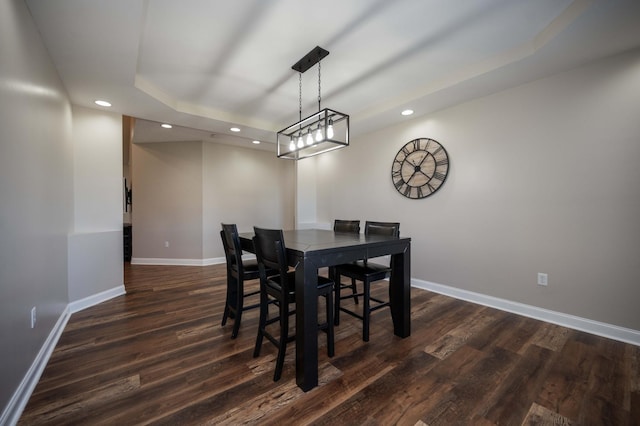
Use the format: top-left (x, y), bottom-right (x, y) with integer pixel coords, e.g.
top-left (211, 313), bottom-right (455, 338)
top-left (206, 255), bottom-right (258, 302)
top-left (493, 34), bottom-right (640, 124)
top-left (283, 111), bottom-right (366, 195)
top-left (331, 220), bottom-right (361, 305)
top-left (220, 223), bottom-right (270, 339)
top-left (333, 219), bottom-right (360, 234)
top-left (252, 226), bottom-right (335, 382)
top-left (334, 221), bottom-right (400, 342)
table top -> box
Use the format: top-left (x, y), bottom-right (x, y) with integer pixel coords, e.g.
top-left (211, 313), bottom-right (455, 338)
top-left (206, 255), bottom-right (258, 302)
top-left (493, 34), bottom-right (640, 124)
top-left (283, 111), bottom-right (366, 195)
top-left (239, 228), bottom-right (410, 254)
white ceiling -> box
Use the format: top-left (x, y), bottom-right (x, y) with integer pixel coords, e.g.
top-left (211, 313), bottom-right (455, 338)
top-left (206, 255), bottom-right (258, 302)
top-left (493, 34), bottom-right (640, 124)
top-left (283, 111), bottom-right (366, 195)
top-left (25, 0), bottom-right (640, 151)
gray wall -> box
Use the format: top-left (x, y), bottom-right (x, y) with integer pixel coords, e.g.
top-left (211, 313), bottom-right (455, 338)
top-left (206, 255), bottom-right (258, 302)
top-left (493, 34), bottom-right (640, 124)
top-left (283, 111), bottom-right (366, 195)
top-left (132, 141), bottom-right (205, 260)
top-left (132, 140), bottom-right (295, 263)
top-left (0, 0), bottom-right (73, 413)
top-left (68, 105), bottom-right (123, 302)
top-left (203, 141), bottom-right (296, 258)
top-left (312, 47), bottom-right (640, 331)
top-left (1, 2), bottom-right (124, 419)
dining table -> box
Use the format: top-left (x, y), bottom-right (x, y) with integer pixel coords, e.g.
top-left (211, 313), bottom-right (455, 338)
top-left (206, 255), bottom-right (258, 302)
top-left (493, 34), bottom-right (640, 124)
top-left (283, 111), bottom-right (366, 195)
top-left (238, 228), bottom-right (411, 391)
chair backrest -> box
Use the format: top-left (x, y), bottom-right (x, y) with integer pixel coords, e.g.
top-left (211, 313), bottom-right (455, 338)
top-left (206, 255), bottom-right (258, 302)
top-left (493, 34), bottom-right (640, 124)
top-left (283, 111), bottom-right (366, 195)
top-left (364, 221), bottom-right (400, 237)
top-left (253, 227), bottom-right (291, 290)
top-left (334, 219), bottom-right (360, 234)
top-left (221, 223), bottom-right (244, 275)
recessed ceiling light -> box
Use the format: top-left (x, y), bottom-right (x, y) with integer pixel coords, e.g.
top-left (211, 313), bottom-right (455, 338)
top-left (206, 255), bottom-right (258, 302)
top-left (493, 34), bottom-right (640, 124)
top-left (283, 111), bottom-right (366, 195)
top-left (401, 109), bottom-right (414, 116)
top-left (252, 140), bottom-right (260, 144)
top-left (161, 123), bottom-right (172, 129)
top-left (94, 100), bottom-right (111, 107)
top-left (230, 127), bottom-right (240, 132)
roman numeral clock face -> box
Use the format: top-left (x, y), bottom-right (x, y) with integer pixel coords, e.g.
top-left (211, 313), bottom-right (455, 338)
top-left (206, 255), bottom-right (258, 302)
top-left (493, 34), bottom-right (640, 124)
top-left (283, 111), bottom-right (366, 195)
top-left (391, 138), bottom-right (449, 199)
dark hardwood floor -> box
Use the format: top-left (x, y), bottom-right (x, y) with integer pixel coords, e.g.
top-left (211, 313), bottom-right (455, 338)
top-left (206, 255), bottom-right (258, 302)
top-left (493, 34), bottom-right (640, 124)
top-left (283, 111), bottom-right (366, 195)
top-left (19, 263), bottom-right (639, 425)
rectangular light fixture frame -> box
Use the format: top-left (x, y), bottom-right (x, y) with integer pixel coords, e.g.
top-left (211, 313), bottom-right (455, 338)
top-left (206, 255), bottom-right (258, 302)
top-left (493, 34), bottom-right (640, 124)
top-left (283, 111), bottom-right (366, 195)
top-left (277, 108), bottom-right (349, 160)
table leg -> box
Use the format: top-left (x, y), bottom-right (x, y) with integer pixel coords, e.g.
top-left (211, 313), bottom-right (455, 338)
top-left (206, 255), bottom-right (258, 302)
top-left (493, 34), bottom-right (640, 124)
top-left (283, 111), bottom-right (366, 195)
top-left (389, 243), bottom-right (411, 338)
top-left (295, 256), bottom-right (319, 391)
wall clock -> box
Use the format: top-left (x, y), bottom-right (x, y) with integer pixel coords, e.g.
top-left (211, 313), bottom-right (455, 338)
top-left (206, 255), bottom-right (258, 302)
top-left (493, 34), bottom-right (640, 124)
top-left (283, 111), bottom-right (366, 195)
top-left (391, 138), bottom-right (449, 199)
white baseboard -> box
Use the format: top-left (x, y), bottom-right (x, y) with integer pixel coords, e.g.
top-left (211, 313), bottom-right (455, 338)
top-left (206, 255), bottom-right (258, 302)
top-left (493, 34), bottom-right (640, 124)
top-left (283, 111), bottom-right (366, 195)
top-left (131, 257), bottom-right (226, 266)
top-left (68, 285), bottom-right (127, 314)
top-left (412, 278), bottom-right (640, 347)
top-left (297, 222), bottom-right (332, 230)
top-left (130, 256), bottom-right (254, 267)
top-left (0, 307), bottom-right (71, 426)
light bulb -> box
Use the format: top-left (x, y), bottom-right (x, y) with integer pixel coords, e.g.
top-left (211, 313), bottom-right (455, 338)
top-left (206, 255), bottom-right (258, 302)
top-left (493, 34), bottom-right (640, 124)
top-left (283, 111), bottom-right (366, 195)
top-left (306, 129), bottom-right (314, 145)
top-left (289, 138), bottom-right (296, 151)
top-left (327, 119), bottom-right (334, 139)
top-left (297, 135), bottom-right (304, 148)
top-left (315, 125), bottom-right (323, 142)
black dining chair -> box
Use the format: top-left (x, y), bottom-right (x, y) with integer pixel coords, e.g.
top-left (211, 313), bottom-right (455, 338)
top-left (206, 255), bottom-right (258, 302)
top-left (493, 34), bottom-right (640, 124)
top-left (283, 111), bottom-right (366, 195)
top-left (331, 220), bottom-right (361, 305)
top-left (252, 226), bottom-right (335, 382)
top-left (220, 223), bottom-right (270, 339)
top-left (333, 219), bottom-right (360, 234)
top-left (334, 221), bottom-right (400, 342)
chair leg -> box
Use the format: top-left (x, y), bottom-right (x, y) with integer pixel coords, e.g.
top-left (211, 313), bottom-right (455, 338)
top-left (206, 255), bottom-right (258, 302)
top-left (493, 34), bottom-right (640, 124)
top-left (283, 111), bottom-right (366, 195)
top-left (221, 304), bottom-right (230, 326)
top-left (231, 309), bottom-right (242, 339)
top-left (334, 273), bottom-right (341, 326)
top-left (221, 271), bottom-right (233, 326)
top-left (231, 280), bottom-right (244, 339)
top-left (326, 292), bottom-right (335, 357)
top-left (363, 279), bottom-right (371, 342)
top-left (253, 291), bottom-right (268, 358)
top-left (350, 278), bottom-right (359, 304)
top-left (273, 301), bottom-right (289, 381)
top-left (253, 326), bottom-right (264, 358)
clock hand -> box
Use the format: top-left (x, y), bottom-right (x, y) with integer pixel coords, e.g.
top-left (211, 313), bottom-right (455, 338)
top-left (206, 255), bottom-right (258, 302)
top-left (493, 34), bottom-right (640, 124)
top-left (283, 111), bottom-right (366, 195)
top-left (417, 169), bottom-right (432, 180)
top-left (417, 153), bottom-right (430, 167)
top-left (406, 158), bottom-right (418, 167)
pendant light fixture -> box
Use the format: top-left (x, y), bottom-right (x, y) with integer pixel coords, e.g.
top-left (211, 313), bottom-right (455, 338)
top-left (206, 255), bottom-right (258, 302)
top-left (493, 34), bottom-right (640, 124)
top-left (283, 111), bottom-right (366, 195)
top-left (277, 46), bottom-right (349, 160)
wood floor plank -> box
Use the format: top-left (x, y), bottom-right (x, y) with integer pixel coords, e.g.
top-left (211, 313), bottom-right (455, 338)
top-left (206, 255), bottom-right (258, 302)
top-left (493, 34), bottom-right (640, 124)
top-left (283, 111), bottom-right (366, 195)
top-left (481, 344), bottom-right (556, 424)
top-left (626, 344), bottom-right (640, 413)
top-left (465, 311), bottom-right (533, 354)
top-left (529, 321), bottom-right (572, 352)
top-left (312, 351), bottom-right (439, 426)
top-left (423, 346), bottom-right (519, 424)
top-left (411, 344), bottom-right (489, 425)
top-left (521, 403), bottom-right (573, 425)
top-left (631, 391), bottom-right (640, 424)
top-left (19, 375), bottom-right (141, 426)
top-left (535, 339), bottom-right (598, 420)
top-left (423, 306), bottom-right (497, 359)
top-left (259, 356), bottom-right (395, 425)
top-left (18, 263), bottom-right (640, 425)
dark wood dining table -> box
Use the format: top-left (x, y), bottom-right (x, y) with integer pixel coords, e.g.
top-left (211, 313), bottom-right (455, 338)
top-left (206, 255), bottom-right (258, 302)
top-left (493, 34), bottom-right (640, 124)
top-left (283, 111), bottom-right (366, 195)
top-left (238, 228), bottom-right (411, 391)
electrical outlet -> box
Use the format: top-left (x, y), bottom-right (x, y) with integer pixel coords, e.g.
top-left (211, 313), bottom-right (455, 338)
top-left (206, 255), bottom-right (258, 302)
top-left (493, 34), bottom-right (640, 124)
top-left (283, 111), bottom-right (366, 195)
top-left (164, 241), bottom-right (169, 248)
top-left (537, 273), bottom-right (548, 286)
top-left (30, 306), bottom-right (36, 328)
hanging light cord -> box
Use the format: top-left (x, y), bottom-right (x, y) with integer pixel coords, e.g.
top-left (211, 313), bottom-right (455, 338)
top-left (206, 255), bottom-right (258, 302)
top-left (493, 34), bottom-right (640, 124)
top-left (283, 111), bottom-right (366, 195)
top-left (298, 72), bottom-right (303, 123)
top-left (317, 59), bottom-right (322, 112)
